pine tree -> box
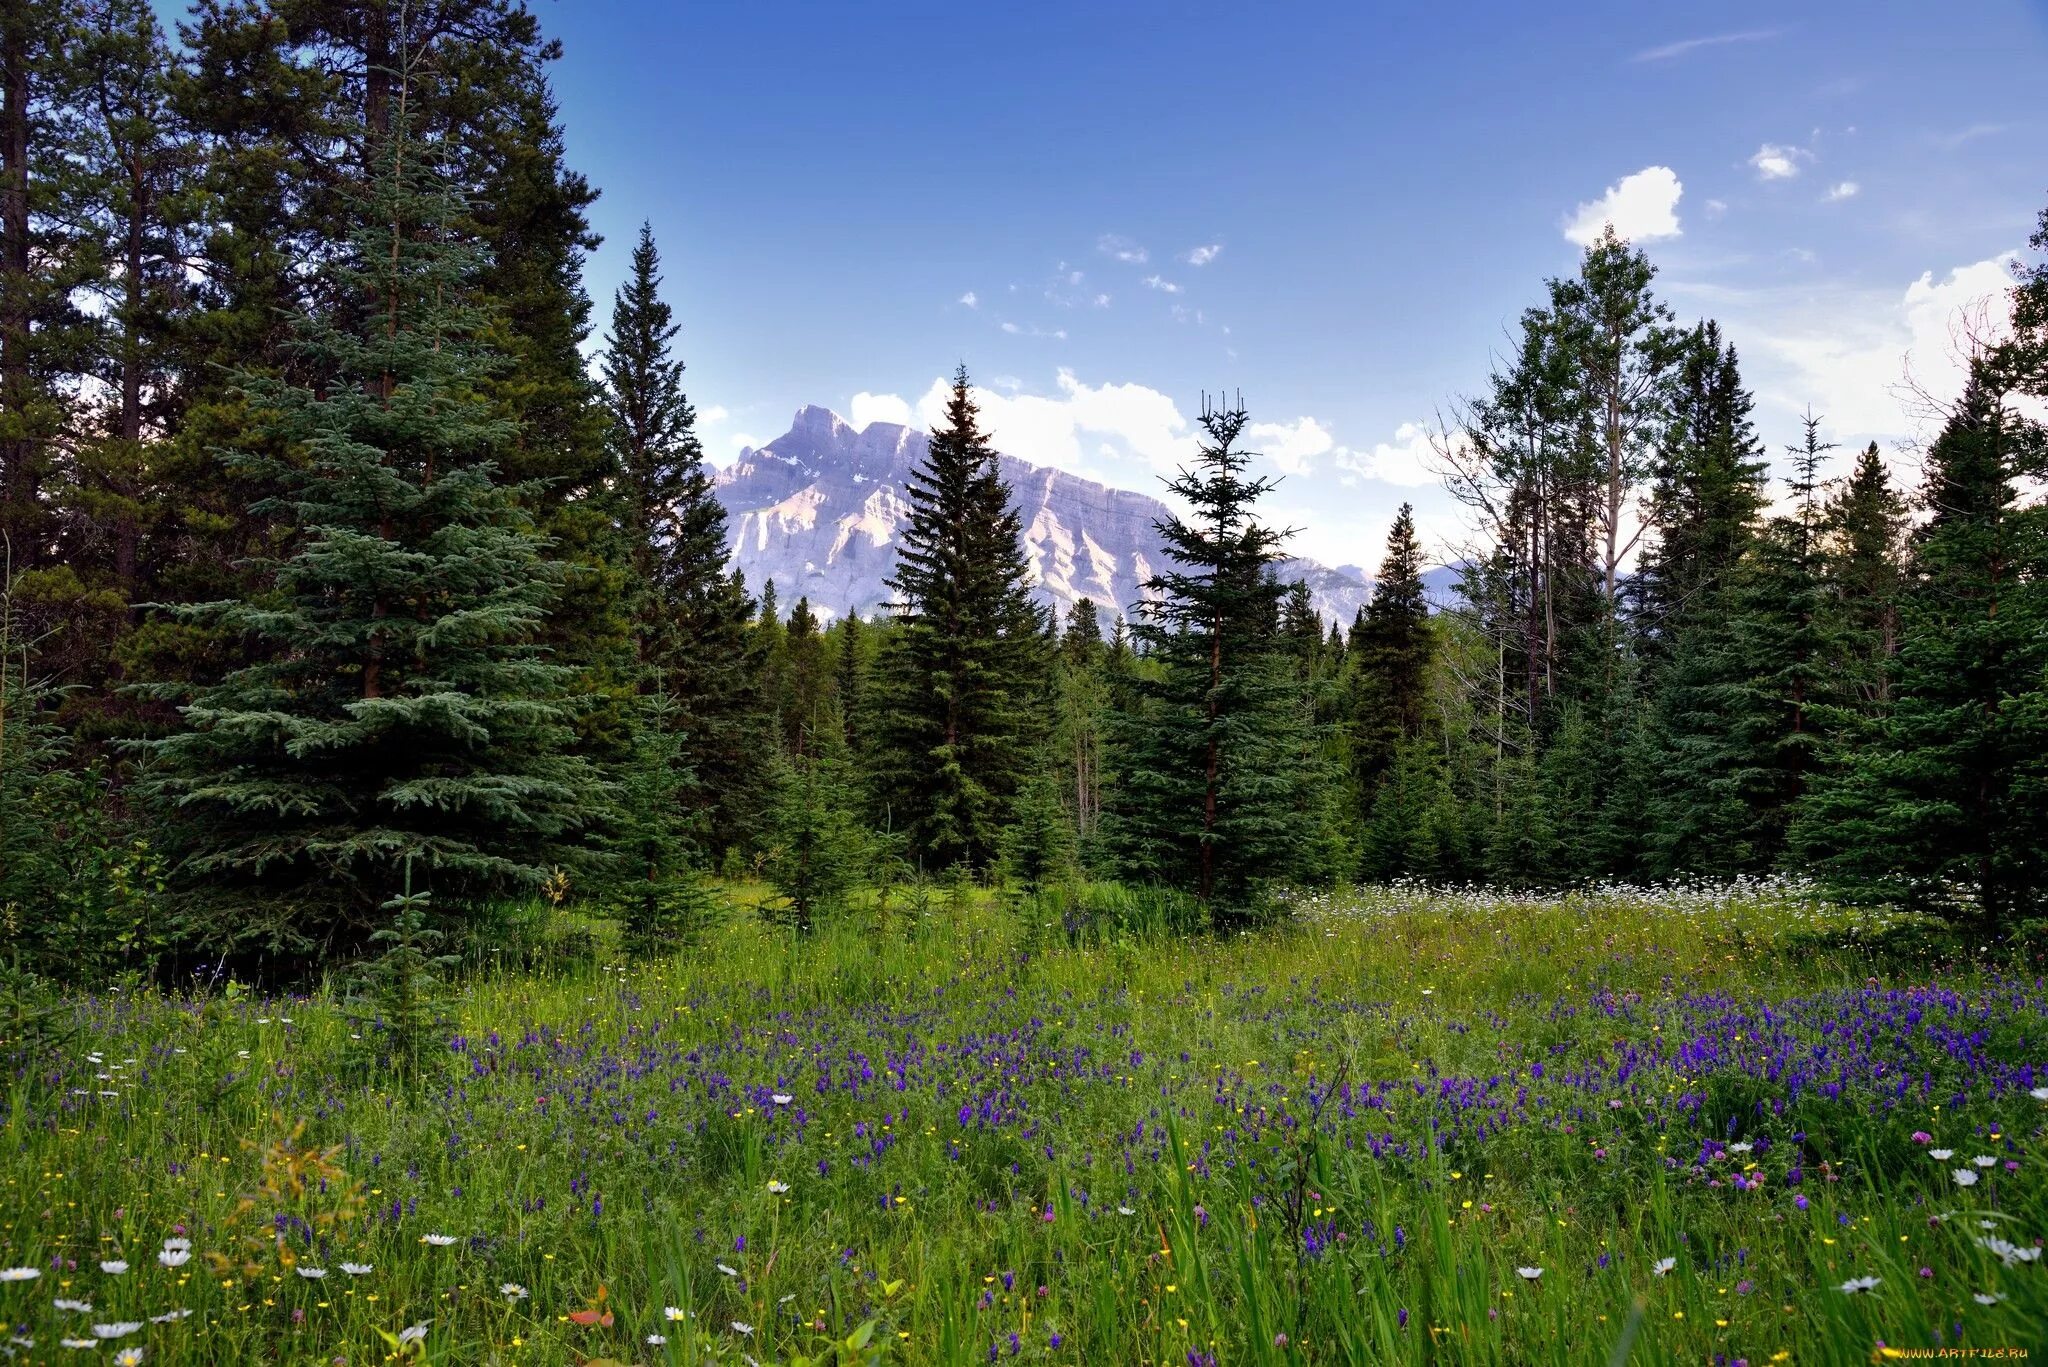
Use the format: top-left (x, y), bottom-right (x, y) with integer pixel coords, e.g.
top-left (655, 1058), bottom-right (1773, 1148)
top-left (1633, 322), bottom-right (1768, 672)
top-left (761, 712), bottom-right (867, 935)
top-left (1347, 503), bottom-right (1433, 818)
top-left (1650, 416), bottom-right (1841, 873)
top-left (1110, 399), bottom-right (1321, 923)
top-left (869, 366), bottom-right (1047, 871)
top-left (136, 101), bottom-right (605, 957)
top-left (599, 221), bottom-right (758, 851)
top-left (1806, 371), bottom-right (2047, 925)
top-left (1823, 442), bottom-right (1907, 715)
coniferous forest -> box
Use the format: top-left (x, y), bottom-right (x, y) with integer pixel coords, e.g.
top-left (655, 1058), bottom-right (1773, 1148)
top-left (4, 3), bottom-right (2044, 979)
top-left (1, 8), bottom-right (2047, 1361)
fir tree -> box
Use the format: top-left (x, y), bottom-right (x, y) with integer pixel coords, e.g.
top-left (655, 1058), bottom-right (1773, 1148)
top-left (1110, 399), bottom-right (1321, 923)
top-left (1822, 442), bottom-right (1907, 715)
top-left (1650, 416), bottom-right (1841, 873)
top-left (761, 713), bottom-right (867, 935)
top-left (869, 366), bottom-right (1047, 871)
top-left (599, 221), bottom-right (758, 849)
top-left (137, 102), bottom-right (604, 957)
top-left (1633, 321), bottom-right (1768, 672)
top-left (1347, 503), bottom-right (1433, 814)
top-left (1806, 371), bottom-right (2047, 925)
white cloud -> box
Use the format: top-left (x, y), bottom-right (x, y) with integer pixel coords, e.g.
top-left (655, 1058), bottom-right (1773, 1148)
top-left (1096, 234), bottom-right (1148, 264)
top-left (1244, 417), bottom-right (1336, 476)
top-left (1332, 422), bottom-right (1448, 488)
top-left (697, 404), bottom-right (729, 425)
top-left (1000, 321), bottom-right (1020, 334)
top-left (1749, 143), bottom-right (1808, 180)
top-left (1746, 254), bottom-right (2019, 444)
top-left (1561, 166), bottom-right (1683, 246)
top-left (728, 432), bottom-right (762, 455)
top-left (913, 368), bottom-right (1191, 481)
top-left (1824, 180), bottom-right (1859, 202)
top-left (1143, 275), bottom-right (1183, 294)
top-left (1183, 243), bottom-right (1222, 266)
top-left (958, 290), bottom-right (978, 308)
top-left (1704, 198), bottom-right (1729, 217)
top-left (1093, 293), bottom-right (1111, 308)
top-left (1631, 28), bottom-right (1779, 62)
top-left (849, 391), bottom-right (913, 431)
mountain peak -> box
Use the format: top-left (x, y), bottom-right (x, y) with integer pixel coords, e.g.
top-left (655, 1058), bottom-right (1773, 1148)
top-left (789, 404), bottom-right (850, 440)
top-left (717, 403), bottom-right (1383, 626)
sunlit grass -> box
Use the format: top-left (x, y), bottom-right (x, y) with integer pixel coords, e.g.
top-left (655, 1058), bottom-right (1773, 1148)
top-left (1, 882), bottom-right (2042, 1364)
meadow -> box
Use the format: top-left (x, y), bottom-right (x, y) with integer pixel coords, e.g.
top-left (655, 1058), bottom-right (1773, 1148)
top-left (1, 881), bottom-right (2044, 1366)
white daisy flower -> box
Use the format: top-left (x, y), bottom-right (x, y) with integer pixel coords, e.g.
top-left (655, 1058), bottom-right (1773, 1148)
top-left (146, 1310), bottom-right (191, 1324)
top-left (296, 1267), bottom-right (325, 1280)
top-left (159, 1239), bottom-right (188, 1253)
top-left (156, 1251), bottom-right (188, 1269)
top-left (1728, 1142), bottom-right (1753, 1153)
top-left (647, 1333), bottom-right (667, 1346)
top-left (91, 1323), bottom-right (143, 1339)
top-left (114, 1349), bottom-right (144, 1367)
top-left (0, 1268), bottom-right (39, 1282)
top-left (398, 1324), bottom-right (430, 1344)
top-left (767, 1180), bottom-right (790, 1194)
top-left (340, 1263), bottom-right (372, 1276)
top-left (500, 1284), bottom-right (528, 1300)
top-left (1975, 1292), bottom-right (2004, 1305)
top-left (98, 1262), bottom-right (127, 1276)
top-left (2030, 1086), bottom-right (2048, 1101)
top-left (771, 1094), bottom-right (793, 1106)
top-left (717, 1263), bottom-right (738, 1277)
top-left (1973, 1155), bottom-right (1997, 1168)
top-left (1117, 1206), bottom-right (1135, 1216)
top-left (60, 1339), bottom-right (97, 1350)
top-left (1954, 1169), bottom-right (1980, 1187)
top-left (1652, 1257), bottom-right (1677, 1277)
top-left (664, 1307), bottom-right (687, 1321)
top-left (1930, 1149), bottom-right (1954, 1161)
top-left (731, 1321), bottom-right (754, 1335)
top-left (420, 1234), bottom-right (458, 1247)
top-left (1516, 1267), bottom-right (1542, 1280)
top-left (55, 1299), bottom-right (92, 1313)
top-left (1839, 1275), bottom-right (1880, 1293)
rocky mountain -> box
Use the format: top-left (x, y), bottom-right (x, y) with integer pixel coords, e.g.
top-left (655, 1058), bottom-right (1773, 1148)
top-left (714, 405), bottom-right (1412, 625)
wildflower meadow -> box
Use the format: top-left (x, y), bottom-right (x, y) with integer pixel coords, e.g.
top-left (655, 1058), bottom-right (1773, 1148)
top-left (2, 881), bottom-right (2043, 1365)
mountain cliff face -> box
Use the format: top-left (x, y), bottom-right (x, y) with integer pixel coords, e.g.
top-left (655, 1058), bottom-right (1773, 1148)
top-left (714, 405), bottom-right (1380, 624)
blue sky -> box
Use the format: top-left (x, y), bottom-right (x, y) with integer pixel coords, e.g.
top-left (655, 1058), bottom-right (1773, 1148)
top-left (543, 2), bottom-right (2044, 566)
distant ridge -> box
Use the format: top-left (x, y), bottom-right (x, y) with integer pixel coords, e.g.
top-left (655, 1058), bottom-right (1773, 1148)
top-left (713, 405), bottom-right (1447, 625)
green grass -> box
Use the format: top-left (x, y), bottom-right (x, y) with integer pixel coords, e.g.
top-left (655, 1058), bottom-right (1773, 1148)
top-left (1, 880), bottom-right (2043, 1365)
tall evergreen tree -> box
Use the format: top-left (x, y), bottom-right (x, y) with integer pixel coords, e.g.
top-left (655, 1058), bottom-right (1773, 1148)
top-left (1805, 371), bottom-right (2047, 925)
top-left (137, 98), bottom-right (604, 957)
top-left (1347, 503), bottom-right (1433, 813)
top-left (599, 222), bottom-right (756, 847)
top-left (1822, 442), bottom-right (1907, 715)
top-left (868, 366), bottom-right (1047, 871)
top-left (1633, 321), bottom-right (1768, 672)
top-left (1109, 399), bottom-right (1321, 922)
top-left (1650, 416), bottom-right (1840, 874)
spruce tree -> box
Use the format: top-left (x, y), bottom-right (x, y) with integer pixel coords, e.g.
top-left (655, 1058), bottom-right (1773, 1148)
top-left (761, 712), bottom-right (867, 935)
top-left (869, 366), bottom-right (1047, 871)
top-left (1109, 399), bottom-right (1321, 923)
top-left (137, 107), bottom-right (604, 957)
top-left (1650, 416), bottom-right (1840, 874)
top-left (1347, 503), bottom-right (1433, 818)
top-left (1822, 443), bottom-right (1907, 715)
top-left (599, 221), bottom-right (757, 850)
top-left (1633, 322), bottom-right (1768, 672)
top-left (1807, 371), bottom-right (2047, 925)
